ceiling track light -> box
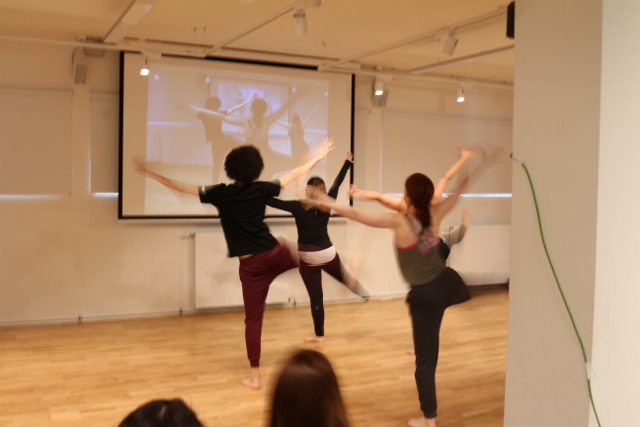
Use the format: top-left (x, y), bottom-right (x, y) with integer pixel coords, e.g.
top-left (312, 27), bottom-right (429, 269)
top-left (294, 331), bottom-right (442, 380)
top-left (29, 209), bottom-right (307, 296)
top-left (293, 9), bottom-right (307, 36)
top-left (140, 56), bottom-right (149, 76)
top-left (293, 0), bottom-right (321, 36)
top-left (442, 29), bottom-right (458, 56)
top-left (373, 78), bottom-right (384, 95)
top-left (456, 87), bottom-right (465, 103)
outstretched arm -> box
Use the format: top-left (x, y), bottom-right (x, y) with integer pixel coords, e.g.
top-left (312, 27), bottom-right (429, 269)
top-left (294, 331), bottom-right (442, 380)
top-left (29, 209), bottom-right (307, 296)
top-left (432, 146), bottom-right (478, 205)
top-left (278, 137), bottom-right (334, 189)
top-left (264, 87), bottom-right (309, 125)
top-left (433, 147), bottom-right (505, 220)
top-left (133, 158), bottom-right (199, 196)
top-left (348, 182), bottom-right (408, 213)
top-left (266, 197), bottom-right (298, 213)
top-left (224, 97), bottom-right (252, 115)
top-left (275, 105), bottom-right (320, 130)
top-left (307, 187), bottom-right (418, 247)
top-left (327, 152), bottom-right (354, 198)
top-left (189, 106), bottom-right (244, 126)
top-left (310, 190), bottom-right (403, 229)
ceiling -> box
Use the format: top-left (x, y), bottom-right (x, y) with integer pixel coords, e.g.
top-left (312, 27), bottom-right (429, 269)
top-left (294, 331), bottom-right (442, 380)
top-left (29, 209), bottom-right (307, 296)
top-left (0, 0), bottom-right (514, 88)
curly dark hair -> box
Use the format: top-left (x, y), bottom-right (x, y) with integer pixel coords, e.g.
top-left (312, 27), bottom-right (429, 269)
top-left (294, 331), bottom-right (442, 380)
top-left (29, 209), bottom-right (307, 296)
top-left (224, 144), bottom-right (264, 183)
top-left (119, 398), bottom-right (204, 427)
top-left (404, 173), bottom-right (434, 230)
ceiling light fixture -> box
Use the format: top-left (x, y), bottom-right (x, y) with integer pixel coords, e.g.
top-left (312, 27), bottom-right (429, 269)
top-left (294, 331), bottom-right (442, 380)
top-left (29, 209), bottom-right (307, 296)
top-left (293, 9), bottom-right (307, 36)
top-left (373, 78), bottom-right (384, 96)
top-left (456, 87), bottom-right (465, 103)
top-left (292, 0), bottom-right (321, 36)
top-left (140, 57), bottom-right (150, 76)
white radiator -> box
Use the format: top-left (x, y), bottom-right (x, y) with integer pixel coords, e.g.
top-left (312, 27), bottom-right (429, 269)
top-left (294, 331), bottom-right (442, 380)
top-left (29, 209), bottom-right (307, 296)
top-left (194, 231), bottom-right (294, 309)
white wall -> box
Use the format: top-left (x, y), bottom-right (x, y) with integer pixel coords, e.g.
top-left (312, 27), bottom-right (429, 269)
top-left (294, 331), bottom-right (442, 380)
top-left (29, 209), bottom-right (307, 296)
top-left (0, 41), bottom-right (512, 325)
top-left (593, 0), bottom-right (640, 425)
top-left (504, 0), bottom-right (640, 425)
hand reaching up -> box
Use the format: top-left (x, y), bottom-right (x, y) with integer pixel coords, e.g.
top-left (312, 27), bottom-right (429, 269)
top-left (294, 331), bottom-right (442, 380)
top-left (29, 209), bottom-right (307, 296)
top-left (460, 146), bottom-right (479, 160)
top-left (312, 137), bottom-right (335, 161)
top-left (482, 146), bottom-right (508, 168)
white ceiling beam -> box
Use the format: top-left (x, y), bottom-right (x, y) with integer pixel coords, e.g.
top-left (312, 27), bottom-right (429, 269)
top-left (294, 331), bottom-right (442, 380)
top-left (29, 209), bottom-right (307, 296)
top-left (319, 7), bottom-right (508, 71)
top-left (204, 2), bottom-right (297, 55)
top-left (103, 0), bottom-right (160, 44)
top-left (408, 45), bottom-right (514, 74)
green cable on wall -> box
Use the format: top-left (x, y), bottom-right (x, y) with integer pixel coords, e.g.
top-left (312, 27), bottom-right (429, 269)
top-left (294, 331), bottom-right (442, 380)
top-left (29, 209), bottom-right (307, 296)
top-left (513, 155), bottom-right (602, 427)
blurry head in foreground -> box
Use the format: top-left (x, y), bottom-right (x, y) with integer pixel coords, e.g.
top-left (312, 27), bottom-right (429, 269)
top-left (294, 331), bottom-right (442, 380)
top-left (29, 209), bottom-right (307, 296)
top-left (268, 349), bottom-right (350, 427)
top-left (119, 398), bottom-right (204, 427)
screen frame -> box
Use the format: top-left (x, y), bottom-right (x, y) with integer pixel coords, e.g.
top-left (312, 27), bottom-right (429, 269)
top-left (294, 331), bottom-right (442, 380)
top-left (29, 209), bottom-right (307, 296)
top-left (117, 52), bottom-right (355, 220)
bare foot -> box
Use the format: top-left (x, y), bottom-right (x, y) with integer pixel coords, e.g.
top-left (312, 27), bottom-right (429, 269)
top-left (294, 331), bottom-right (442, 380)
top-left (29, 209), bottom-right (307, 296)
top-left (241, 367), bottom-right (261, 390)
top-left (406, 348), bottom-right (415, 356)
top-left (304, 335), bottom-right (325, 343)
top-left (408, 416), bottom-right (436, 427)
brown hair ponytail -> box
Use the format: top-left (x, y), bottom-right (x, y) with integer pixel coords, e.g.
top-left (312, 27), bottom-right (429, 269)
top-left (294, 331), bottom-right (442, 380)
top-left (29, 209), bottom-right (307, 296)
top-left (404, 173), bottom-right (435, 230)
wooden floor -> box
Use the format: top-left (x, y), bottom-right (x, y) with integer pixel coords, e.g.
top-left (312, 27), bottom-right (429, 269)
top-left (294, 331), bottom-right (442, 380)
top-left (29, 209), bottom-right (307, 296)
top-left (0, 289), bottom-right (508, 427)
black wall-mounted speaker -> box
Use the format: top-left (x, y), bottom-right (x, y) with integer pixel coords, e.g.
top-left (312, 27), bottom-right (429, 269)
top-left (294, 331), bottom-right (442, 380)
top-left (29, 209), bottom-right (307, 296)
top-left (506, 1), bottom-right (515, 39)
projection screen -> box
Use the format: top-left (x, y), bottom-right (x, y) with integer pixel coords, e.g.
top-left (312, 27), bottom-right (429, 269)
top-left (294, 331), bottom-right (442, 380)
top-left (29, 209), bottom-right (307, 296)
top-left (119, 52), bottom-right (354, 219)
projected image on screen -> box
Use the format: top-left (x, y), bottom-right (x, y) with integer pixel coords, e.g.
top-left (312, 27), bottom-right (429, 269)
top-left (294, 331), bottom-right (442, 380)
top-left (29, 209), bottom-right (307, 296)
top-left (119, 52), bottom-right (353, 219)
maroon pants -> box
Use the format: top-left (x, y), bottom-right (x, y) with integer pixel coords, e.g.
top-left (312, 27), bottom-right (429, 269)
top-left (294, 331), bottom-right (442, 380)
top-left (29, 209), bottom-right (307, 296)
top-left (238, 243), bottom-right (298, 367)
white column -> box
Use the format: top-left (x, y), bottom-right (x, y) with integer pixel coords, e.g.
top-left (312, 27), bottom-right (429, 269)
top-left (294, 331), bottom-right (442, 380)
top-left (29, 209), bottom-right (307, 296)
top-left (591, 1), bottom-right (640, 425)
top-left (506, 1), bottom-right (603, 426)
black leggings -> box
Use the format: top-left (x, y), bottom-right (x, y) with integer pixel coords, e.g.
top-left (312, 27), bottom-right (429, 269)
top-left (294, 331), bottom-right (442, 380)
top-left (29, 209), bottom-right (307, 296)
top-left (298, 254), bottom-right (348, 337)
top-left (406, 267), bottom-right (470, 419)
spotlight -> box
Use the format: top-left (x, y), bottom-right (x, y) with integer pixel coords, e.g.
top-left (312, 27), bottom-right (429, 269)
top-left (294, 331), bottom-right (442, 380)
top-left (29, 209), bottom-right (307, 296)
top-left (293, 9), bottom-right (307, 36)
top-left (373, 78), bottom-right (384, 96)
top-left (371, 77), bottom-right (388, 107)
top-left (140, 56), bottom-right (149, 76)
top-left (442, 30), bottom-right (458, 56)
top-left (456, 87), bottom-right (465, 103)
